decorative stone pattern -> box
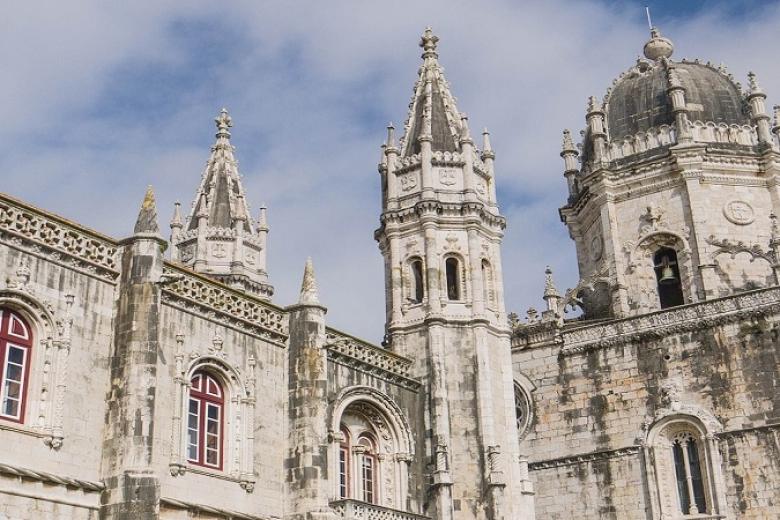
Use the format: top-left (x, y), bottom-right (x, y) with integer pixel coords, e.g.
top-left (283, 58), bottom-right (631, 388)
top-left (161, 263), bottom-right (287, 344)
top-left (325, 329), bottom-right (419, 390)
top-left (330, 499), bottom-right (430, 520)
top-left (0, 193), bottom-right (119, 282)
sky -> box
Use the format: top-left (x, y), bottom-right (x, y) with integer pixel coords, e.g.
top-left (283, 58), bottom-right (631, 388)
top-left (1, 0), bottom-right (779, 342)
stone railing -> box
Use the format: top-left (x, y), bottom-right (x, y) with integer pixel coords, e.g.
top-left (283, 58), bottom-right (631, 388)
top-left (604, 121), bottom-right (758, 163)
top-left (330, 499), bottom-right (429, 520)
top-left (161, 263), bottom-right (288, 345)
top-left (561, 286), bottom-right (780, 355)
top-left (325, 329), bottom-right (420, 390)
top-left (0, 192), bottom-right (119, 282)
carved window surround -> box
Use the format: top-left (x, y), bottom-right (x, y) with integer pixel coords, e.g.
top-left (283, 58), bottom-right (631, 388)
top-left (643, 413), bottom-right (727, 520)
top-left (168, 335), bottom-right (257, 493)
top-left (0, 259), bottom-right (74, 450)
top-left (328, 386), bottom-right (415, 512)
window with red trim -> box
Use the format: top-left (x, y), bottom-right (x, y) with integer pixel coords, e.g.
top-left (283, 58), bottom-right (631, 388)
top-left (339, 426), bottom-right (350, 499)
top-left (359, 435), bottom-right (377, 504)
top-left (0, 308), bottom-right (33, 423)
top-left (187, 371), bottom-right (224, 469)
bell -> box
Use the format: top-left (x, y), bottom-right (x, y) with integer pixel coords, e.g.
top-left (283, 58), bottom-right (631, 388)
top-left (658, 263), bottom-right (678, 285)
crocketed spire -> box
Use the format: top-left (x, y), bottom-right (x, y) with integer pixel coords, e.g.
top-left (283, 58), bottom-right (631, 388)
top-left (171, 109), bottom-right (273, 300)
top-left (399, 28), bottom-right (463, 157)
top-left (134, 186), bottom-right (160, 236)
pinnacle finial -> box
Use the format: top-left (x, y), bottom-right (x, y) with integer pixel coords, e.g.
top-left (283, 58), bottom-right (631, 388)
top-left (134, 185), bottom-right (160, 235)
top-left (420, 27), bottom-right (439, 59)
top-left (482, 128), bottom-right (493, 152)
top-left (170, 201), bottom-right (183, 229)
top-left (587, 96), bottom-right (602, 114)
top-left (298, 257), bottom-right (320, 305)
top-left (562, 129), bottom-right (576, 153)
top-left (643, 27), bottom-right (674, 61)
top-left (257, 204), bottom-right (268, 230)
top-left (386, 122), bottom-right (396, 148)
top-left (460, 113), bottom-right (472, 142)
top-left (748, 71), bottom-right (763, 94)
top-left (667, 66), bottom-right (682, 88)
top-left (543, 266), bottom-right (560, 299)
top-left (215, 108), bottom-right (233, 139)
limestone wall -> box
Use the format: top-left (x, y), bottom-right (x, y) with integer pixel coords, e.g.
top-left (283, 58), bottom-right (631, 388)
top-left (513, 309), bottom-right (780, 519)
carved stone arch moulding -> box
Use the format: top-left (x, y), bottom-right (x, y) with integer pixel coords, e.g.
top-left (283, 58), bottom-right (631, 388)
top-left (642, 411), bottom-right (726, 519)
top-left (169, 343), bottom-right (256, 493)
top-left (328, 385), bottom-right (414, 508)
top-left (0, 283), bottom-right (73, 450)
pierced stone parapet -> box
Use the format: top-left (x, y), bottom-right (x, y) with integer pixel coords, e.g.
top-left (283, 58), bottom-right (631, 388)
top-left (161, 263), bottom-right (287, 344)
top-left (561, 286), bottom-right (780, 355)
top-left (325, 329), bottom-right (420, 390)
top-left (0, 193), bottom-right (119, 282)
top-left (330, 499), bottom-right (430, 520)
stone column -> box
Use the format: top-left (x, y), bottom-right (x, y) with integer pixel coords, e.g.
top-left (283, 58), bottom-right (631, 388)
top-left (100, 187), bottom-right (165, 520)
top-left (285, 259), bottom-right (337, 520)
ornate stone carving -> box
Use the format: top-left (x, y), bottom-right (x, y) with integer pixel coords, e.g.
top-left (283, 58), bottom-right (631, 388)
top-left (0, 195), bottom-right (119, 282)
top-left (561, 286), bottom-right (780, 355)
top-left (325, 330), bottom-right (418, 389)
top-left (161, 264), bottom-right (287, 344)
top-left (528, 446), bottom-right (640, 470)
top-left (706, 235), bottom-right (775, 264)
top-left (723, 199), bottom-right (755, 225)
top-left (439, 169), bottom-right (457, 186)
top-left (399, 173), bottom-right (418, 192)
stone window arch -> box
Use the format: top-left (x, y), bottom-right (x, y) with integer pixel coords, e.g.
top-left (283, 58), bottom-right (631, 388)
top-left (653, 247), bottom-right (685, 309)
top-left (443, 254), bottom-right (466, 302)
top-left (481, 258), bottom-right (496, 309)
top-left (330, 387), bottom-right (414, 510)
top-left (626, 232), bottom-right (695, 312)
top-left (405, 257), bottom-right (425, 304)
top-left (169, 349), bottom-right (256, 492)
top-left (0, 283), bottom-right (73, 449)
top-left (645, 415), bottom-right (726, 519)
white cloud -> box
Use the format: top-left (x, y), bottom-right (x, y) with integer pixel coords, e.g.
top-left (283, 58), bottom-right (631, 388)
top-left (2, 0), bottom-right (778, 341)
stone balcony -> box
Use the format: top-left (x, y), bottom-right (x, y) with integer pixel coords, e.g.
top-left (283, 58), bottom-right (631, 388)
top-left (330, 499), bottom-right (430, 520)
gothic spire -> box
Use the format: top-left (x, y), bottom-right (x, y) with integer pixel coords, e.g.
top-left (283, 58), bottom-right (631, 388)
top-left (134, 185), bottom-right (160, 235)
top-left (399, 27), bottom-right (463, 157)
top-left (171, 109), bottom-right (273, 300)
top-left (185, 108), bottom-right (255, 234)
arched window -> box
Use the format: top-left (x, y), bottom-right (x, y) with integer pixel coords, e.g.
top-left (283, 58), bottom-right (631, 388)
top-left (411, 259), bottom-right (424, 304)
top-left (339, 426), bottom-right (351, 499)
top-left (671, 431), bottom-right (707, 515)
top-left (358, 435), bottom-right (378, 504)
top-left (445, 257), bottom-right (461, 301)
top-left (646, 416), bottom-right (723, 519)
top-left (0, 308), bottom-right (32, 423)
top-left (481, 259), bottom-right (495, 307)
top-left (187, 371), bottom-right (224, 470)
top-left (654, 247), bottom-right (684, 309)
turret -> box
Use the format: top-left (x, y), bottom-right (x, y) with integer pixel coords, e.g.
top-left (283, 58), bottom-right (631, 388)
top-left (747, 72), bottom-right (773, 145)
top-left (560, 130), bottom-right (579, 199)
top-left (171, 109), bottom-right (273, 299)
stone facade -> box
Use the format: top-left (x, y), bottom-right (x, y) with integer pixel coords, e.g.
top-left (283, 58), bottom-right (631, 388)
top-left (514, 27), bottom-right (780, 520)
top-left (0, 25), bottom-right (777, 520)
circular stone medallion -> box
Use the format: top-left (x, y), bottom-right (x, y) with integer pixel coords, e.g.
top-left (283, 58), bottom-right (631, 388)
top-left (590, 235), bottom-right (603, 261)
top-left (723, 200), bottom-right (755, 225)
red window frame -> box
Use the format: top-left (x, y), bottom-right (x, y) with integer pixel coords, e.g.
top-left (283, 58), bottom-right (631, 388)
top-left (359, 435), bottom-right (378, 504)
top-left (339, 426), bottom-right (351, 499)
top-left (0, 308), bottom-right (33, 424)
top-left (187, 371), bottom-right (224, 470)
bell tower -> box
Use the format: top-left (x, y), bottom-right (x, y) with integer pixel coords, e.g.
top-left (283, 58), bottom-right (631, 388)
top-left (374, 28), bottom-right (534, 520)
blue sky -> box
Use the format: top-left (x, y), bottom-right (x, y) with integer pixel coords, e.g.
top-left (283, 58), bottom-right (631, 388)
top-left (2, 0), bottom-right (779, 341)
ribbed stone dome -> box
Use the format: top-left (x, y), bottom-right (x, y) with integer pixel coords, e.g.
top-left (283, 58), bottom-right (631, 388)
top-left (605, 60), bottom-right (749, 142)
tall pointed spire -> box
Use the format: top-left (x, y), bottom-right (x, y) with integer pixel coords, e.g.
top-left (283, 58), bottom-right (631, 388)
top-left (134, 186), bottom-right (160, 235)
top-left (398, 28), bottom-right (463, 157)
top-left (298, 257), bottom-right (320, 306)
top-left (171, 109), bottom-right (273, 300)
